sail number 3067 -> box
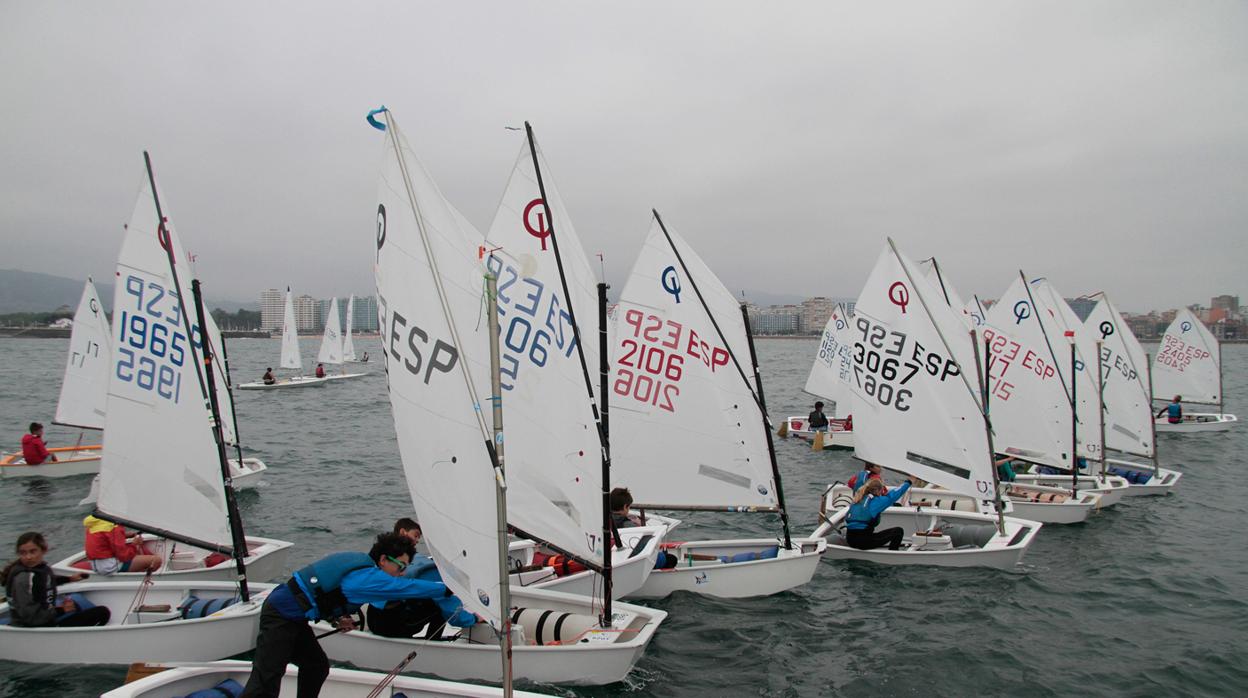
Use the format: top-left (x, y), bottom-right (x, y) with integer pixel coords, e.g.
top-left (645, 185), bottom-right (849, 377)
top-left (851, 317), bottom-right (960, 412)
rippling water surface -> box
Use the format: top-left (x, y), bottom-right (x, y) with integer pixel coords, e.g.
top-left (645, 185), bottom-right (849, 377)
top-left (2, 337), bottom-right (1245, 696)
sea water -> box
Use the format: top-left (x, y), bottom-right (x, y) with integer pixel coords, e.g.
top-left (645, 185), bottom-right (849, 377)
top-left (1, 337), bottom-right (1245, 696)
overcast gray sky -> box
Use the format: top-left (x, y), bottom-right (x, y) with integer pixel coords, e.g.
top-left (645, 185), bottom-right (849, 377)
top-left (2, 1), bottom-right (1244, 313)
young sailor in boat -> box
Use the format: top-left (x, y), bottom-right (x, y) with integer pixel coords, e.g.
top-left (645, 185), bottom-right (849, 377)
top-left (1157, 395), bottom-right (1182, 424)
top-left (261, 368), bottom-right (276, 385)
top-left (315, 363), bottom-right (326, 378)
top-left (240, 532), bottom-right (476, 698)
top-left (20, 423), bottom-right (58, 465)
top-left (82, 515), bottom-right (162, 575)
top-left (361, 351), bottom-right (369, 362)
top-left (846, 462), bottom-right (887, 493)
top-left (2, 532), bottom-right (106, 627)
top-left (610, 488), bottom-right (679, 569)
top-left (994, 456), bottom-right (1018, 483)
top-left (807, 402), bottom-right (829, 432)
top-left (845, 478), bottom-right (917, 551)
top-left (366, 519), bottom-right (468, 639)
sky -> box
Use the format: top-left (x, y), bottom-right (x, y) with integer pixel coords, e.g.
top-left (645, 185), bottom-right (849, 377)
top-left (1, 1), bottom-right (1245, 314)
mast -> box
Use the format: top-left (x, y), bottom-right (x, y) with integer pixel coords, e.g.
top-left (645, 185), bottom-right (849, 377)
top-left (598, 282), bottom-right (617, 614)
top-left (929, 257), bottom-right (953, 306)
top-left (739, 304), bottom-right (793, 549)
top-left (144, 151), bottom-right (249, 601)
top-left (1218, 341), bottom-right (1224, 417)
top-left (485, 273), bottom-right (514, 698)
top-left (523, 123), bottom-right (614, 623)
top-left (1146, 353), bottom-right (1160, 476)
top-left (1068, 336), bottom-right (1079, 497)
top-left (1096, 340), bottom-right (1108, 483)
top-left (972, 330), bottom-right (1006, 534)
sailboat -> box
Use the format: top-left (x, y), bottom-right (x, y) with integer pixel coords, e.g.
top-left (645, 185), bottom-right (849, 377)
top-left (983, 276), bottom-right (1130, 507)
top-left (1080, 293), bottom-right (1182, 494)
top-left (810, 241), bottom-right (1040, 568)
top-left (314, 296), bottom-right (367, 382)
top-left (342, 294), bottom-right (367, 362)
top-left (606, 211), bottom-right (825, 599)
top-left (238, 287), bottom-right (329, 389)
top-left (781, 302), bottom-right (856, 450)
top-left (1, 154), bottom-right (278, 663)
top-left (1151, 307), bottom-right (1237, 432)
top-left (1, 280), bottom-right (108, 478)
top-left (317, 108), bottom-right (664, 685)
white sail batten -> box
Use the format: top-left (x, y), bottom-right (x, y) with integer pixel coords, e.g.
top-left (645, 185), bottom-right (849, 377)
top-left (1152, 308), bottom-right (1220, 405)
top-left (610, 218), bottom-right (776, 509)
top-left (983, 277), bottom-right (1075, 468)
top-left (848, 244), bottom-right (995, 497)
top-left (317, 297), bottom-right (344, 365)
top-left (481, 136), bottom-right (604, 564)
top-left (803, 303), bottom-right (854, 414)
top-left (54, 279), bottom-right (112, 430)
top-left (1085, 295), bottom-right (1153, 457)
top-left (99, 173), bottom-right (232, 549)
top-left (374, 113), bottom-right (501, 629)
top-left (280, 288), bottom-right (301, 370)
top-left (343, 295), bottom-right (357, 361)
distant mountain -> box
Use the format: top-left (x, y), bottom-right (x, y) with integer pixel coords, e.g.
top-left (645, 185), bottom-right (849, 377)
top-left (0, 268), bottom-right (257, 314)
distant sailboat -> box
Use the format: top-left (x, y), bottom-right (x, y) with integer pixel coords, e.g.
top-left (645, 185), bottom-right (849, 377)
top-left (782, 301), bottom-right (855, 450)
top-left (238, 288), bottom-right (329, 389)
top-left (314, 296), bottom-right (366, 382)
top-left (1151, 308), bottom-right (1237, 432)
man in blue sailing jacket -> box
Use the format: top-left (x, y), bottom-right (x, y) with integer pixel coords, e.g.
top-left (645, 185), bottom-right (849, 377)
top-left (240, 532), bottom-right (476, 698)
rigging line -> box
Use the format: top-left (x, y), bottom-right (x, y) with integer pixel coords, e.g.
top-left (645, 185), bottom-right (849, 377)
top-left (650, 210), bottom-right (765, 414)
top-left (384, 112), bottom-right (492, 442)
top-left (928, 256), bottom-right (953, 307)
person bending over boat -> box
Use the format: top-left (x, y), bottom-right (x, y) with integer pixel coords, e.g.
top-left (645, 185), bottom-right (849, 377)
top-left (845, 478), bottom-right (917, 551)
top-left (366, 518), bottom-right (464, 639)
top-left (240, 532), bottom-right (476, 698)
top-left (20, 422), bottom-right (58, 465)
top-left (82, 515), bottom-right (162, 575)
top-left (610, 488), bottom-right (678, 569)
top-left (262, 368), bottom-right (276, 385)
top-left (847, 462), bottom-right (888, 494)
top-left (2, 532), bottom-right (107, 627)
top-left (1157, 395), bottom-right (1182, 424)
top-left (807, 402), bottom-right (829, 432)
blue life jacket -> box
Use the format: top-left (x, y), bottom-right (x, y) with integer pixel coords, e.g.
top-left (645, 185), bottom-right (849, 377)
top-left (291, 551), bottom-right (375, 621)
top-left (846, 497), bottom-right (881, 531)
top-left (1167, 403), bottom-right (1181, 423)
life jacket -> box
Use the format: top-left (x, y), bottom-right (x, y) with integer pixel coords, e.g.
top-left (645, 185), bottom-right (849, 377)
top-left (82, 516), bottom-right (135, 562)
top-left (1167, 403), bottom-right (1181, 423)
top-left (291, 551), bottom-right (375, 621)
top-left (845, 496), bottom-right (880, 531)
top-left (543, 554), bottom-right (587, 577)
top-left (20, 434), bottom-right (49, 465)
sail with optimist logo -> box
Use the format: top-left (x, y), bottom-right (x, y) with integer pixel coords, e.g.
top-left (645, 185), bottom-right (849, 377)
top-left (54, 279), bottom-right (112, 431)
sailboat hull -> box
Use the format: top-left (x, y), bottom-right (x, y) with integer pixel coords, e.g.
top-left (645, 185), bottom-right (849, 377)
top-left (781, 417), bottom-right (854, 450)
top-left (324, 372), bottom-right (368, 382)
top-left (0, 581), bottom-right (273, 664)
top-left (1011, 473), bottom-right (1130, 507)
top-left (52, 535), bottom-right (293, 582)
top-left (1154, 413), bottom-right (1237, 432)
top-left (318, 587), bottom-right (666, 685)
top-left (0, 445), bottom-right (102, 478)
top-left (237, 375), bottom-right (331, 390)
top-left (102, 660), bottom-right (552, 697)
top-left (508, 526), bottom-right (663, 599)
top-left (1100, 458), bottom-right (1182, 495)
top-left (811, 485), bottom-right (1040, 569)
top-left (626, 537), bottom-right (825, 599)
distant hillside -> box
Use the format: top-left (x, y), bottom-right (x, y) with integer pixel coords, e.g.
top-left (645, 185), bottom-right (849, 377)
top-left (0, 268), bottom-right (256, 314)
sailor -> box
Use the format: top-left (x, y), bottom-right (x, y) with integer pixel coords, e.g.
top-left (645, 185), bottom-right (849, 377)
top-left (2, 532), bottom-right (104, 627)
top-left (315, 363), bottom-right (326, 378)
top-left (262, 368), bottom-right (276, 385)
top-left (20, 423), bottom-right (58, 465)
top-left (240, 532), bottom-right (476, 698)
top-left (1156, 395), bottom-right (1183, 424)
top-left (82, 515), bottom-right (162, 575)
top-left (845, 477), bottom-right (917, 551)
top-left (847, 462), bottom-right (888, 494)
top-left (609, 487), bottom-right (678, 569)
top-left (807, 402), bottom-right (829, 432)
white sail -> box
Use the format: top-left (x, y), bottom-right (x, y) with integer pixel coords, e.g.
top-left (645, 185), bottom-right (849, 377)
top-left (1152, 308), bottom-right (1221, 405)
top-left (848, 243), bottom-right (995, 497)
top-left (343, 295), bottom-right (357, 361)
top-left (964, 297), bottom-right (988, 329)
top-left (1027, 279), bottom-right (1104, 460)
top-left (54, 279), bottom-right (112, 430)
top-left (919, 258), bottom-right (971, 326)
top-left (373, 112), bottom-right (501, 628)
top-left (481, 133), bottom-right (605, 565)
top-left (1085, 294), bottom-right (1153, 457)
top-left (610, 216), bottom-right (776, 509)
top-left (983, 277), bottom-right (1077, 467)
top-left (99, 171), bottom-right (232, 549)
top-left (280, 288), bottom-right (301, 370)
top-left (202, 310), bottom-right (239, 446)
top-left (803, 302), bottom-right (854, 414)
top-left (317, 297), bottom-right (344, 365)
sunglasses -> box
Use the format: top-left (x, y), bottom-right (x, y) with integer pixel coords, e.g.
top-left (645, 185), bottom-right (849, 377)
top-left (384, 555), bottom-right (409, 572)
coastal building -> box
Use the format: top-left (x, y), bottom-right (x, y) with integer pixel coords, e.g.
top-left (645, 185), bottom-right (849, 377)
top-left (259, 288), bottom-right (284, 331)
top-left (800, 297), bottom-right (835, 334)
top-left (293, 294), bottom-right (318, 332)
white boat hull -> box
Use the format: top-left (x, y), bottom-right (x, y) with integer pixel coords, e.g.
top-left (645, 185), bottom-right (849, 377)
top-left (508, 526), bottom-right (663, 599)
top-left (103, 660), bottom-right (552, 697)
top-left (318, 587), bottom-right (666, 685)
top-left (1004, 489), bottom-right (1102, 524)
top-left (0, 445), bottom-right (102, 478)
top-left (1100, 458), bottom-right (1182, 496)
top-left (1011, 473), bottom-right (1130, 507)
top-left (811, 485), bottom-right (1040, 569)
top-left (52, 534), bottom-right (293, 582)
top-left (237, 375), bottom-right (332, 390)
top-left (324, 371), bottom-right (368, 382)
top-left (627, 537), bottom-right (825, 600)
top-left (781, 416), bottom-right (854, 449)
top-left (0, 581), bottom-right (274, 664)
top-left (1154, 413), bottom-right (1237, 432)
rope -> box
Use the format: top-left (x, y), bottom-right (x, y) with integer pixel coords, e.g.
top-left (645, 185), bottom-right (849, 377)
top-left (364, 650), bottom-right (418, 698)
top-left (121, 569), bottom-right (155, 625)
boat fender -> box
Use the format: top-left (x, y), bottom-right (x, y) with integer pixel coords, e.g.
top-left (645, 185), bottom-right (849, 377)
top-left (510, 607), bottom-right (600, 646)
top-left (718, 547), bottom-right (779, 564)
top-left (941, 523), bottom-right (996, 549)
top-left (179, 595), bottom-right (241, 619)
top-left (203, 552), bottom-right (231, 568)
top-left (178, 678), bottom-right (243, 698)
